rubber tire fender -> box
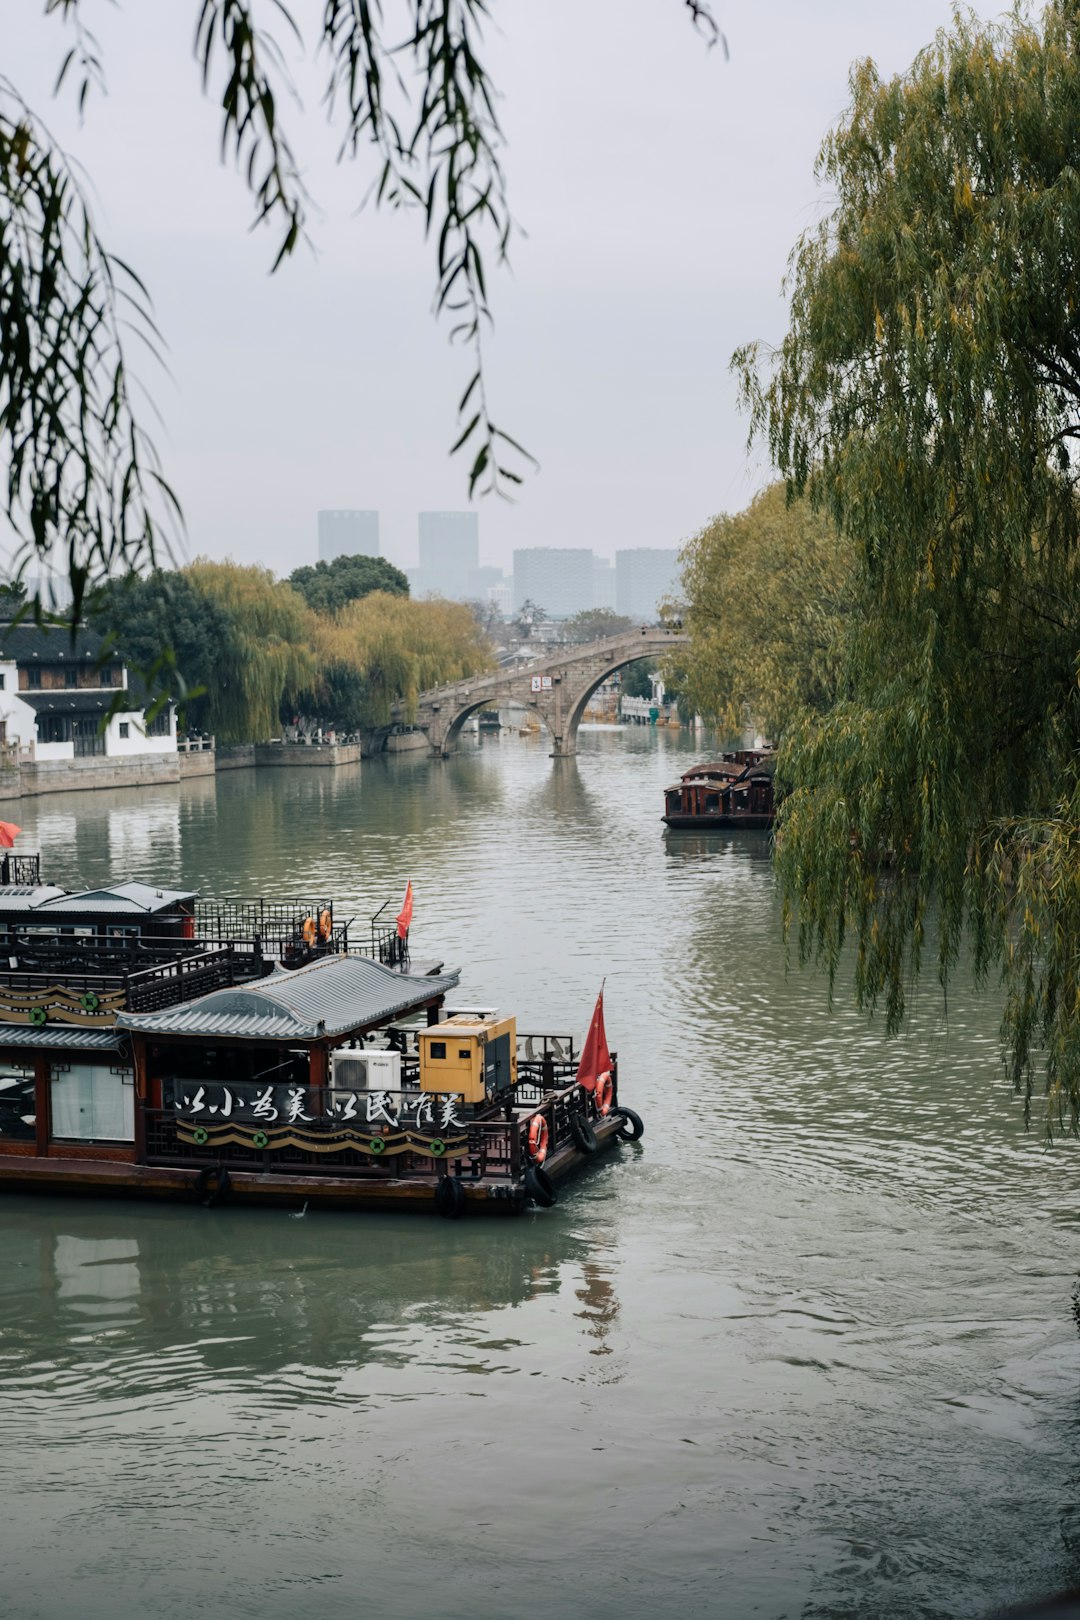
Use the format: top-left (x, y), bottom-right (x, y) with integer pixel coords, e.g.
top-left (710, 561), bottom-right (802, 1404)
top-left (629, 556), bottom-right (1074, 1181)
top-left (196, 1165), bottom-right (232, 1208)
top-left (434, 1175), bottom-right (466, 1220)
top-left (568, 1111), bottom-right (599, 1155)
top-left (615, 1107), bottom-right (645, 1142)
top-left (524, 1163), bottom-right (557, 1208)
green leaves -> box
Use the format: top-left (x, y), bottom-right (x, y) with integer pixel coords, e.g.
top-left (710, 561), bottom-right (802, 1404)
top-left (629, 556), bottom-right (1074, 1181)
top-left (738, 2), bottom-right (1080, 1133)
top-left (195, 0), bottom-right (535, 497)
top-left (0, 83), bottom-right (179, 627)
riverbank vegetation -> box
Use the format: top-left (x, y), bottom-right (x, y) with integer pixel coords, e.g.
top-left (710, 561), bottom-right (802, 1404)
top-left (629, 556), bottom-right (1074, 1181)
top-left (686, 1), bottom-right (1080, 1130)
top-left (676, 484), bottom-right (854, 742)
top-left (90, 560), bottom-right (493, 743)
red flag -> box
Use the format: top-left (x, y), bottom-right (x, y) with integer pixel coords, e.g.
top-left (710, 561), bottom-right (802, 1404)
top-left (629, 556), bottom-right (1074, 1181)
top-left (575, 987), bottom-right (611, 1093)
top-left (396, 880), bottom-right (414, 940)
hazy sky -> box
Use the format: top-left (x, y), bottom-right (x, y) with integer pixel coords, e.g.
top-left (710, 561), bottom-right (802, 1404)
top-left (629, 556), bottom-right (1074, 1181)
top-left (9, 1), bottom-right (1005, 577)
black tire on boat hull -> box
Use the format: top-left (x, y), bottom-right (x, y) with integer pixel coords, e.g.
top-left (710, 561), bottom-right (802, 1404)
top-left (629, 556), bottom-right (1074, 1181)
top-left (194, 1165), bottom-right (232, 1207)
top-left (434, 1175), bottom-right (466, 1220)
top-left (524, 1164), bottom-right (557, 1208)
top-left (615, 1107), bottom-right (644, 1142)
top-left (569, 1112), bottom-right (599, 1154)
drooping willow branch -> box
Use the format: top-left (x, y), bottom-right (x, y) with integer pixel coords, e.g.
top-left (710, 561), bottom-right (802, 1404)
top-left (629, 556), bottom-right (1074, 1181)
top-left (0, 81), bottom-right (180, 625)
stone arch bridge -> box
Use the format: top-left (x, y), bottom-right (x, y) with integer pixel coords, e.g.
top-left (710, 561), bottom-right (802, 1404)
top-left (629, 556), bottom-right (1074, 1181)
top-left (382, 627), bottom-right (689, 758)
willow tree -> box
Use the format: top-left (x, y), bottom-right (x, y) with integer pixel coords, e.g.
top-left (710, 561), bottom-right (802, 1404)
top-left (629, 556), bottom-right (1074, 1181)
top-left (677, 483), bottom-right (854, 741)
top-left (738, 2), bottom-right (1080, 1129)
top-left (185, 560), bottom-right (316, 742)
top-left (305, 593), bottom-right (493, 728)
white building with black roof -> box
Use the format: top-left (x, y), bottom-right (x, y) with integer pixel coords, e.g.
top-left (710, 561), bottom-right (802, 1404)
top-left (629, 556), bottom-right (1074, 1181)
top-left (0, 623), bottom-right (176, 762)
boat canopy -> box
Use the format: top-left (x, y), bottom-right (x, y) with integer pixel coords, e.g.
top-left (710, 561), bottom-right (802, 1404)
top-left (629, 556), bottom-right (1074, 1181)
top-left (0, 1024), bottom-right (126, 1050)
top-left (115, 953), bottom-right (461, 1042)
top-left (0, 881), bottom-right (197, 917)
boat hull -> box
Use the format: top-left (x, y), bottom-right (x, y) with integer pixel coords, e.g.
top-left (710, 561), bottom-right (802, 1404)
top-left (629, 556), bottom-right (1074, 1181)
top-left (0, 1112), bottom-right (628, 1215)
top-left (662, 813), bottom-right (773, 830)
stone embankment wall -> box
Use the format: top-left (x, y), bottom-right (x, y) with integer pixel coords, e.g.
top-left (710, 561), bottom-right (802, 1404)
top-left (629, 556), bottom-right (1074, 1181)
top-left (0, 754), bottom-right (185, 801)
top-left (0, 739), bottom-right (364, 800)
top-left (254, 743), bottom-right (361, 768)
top-left (215, 745), bottom-right (256, 771)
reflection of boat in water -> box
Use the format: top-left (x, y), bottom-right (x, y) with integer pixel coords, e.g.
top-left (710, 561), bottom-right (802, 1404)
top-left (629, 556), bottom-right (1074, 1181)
top-left (0, 1196), bottom-right (619, 1380)
top-left (662, 829), bottom-right (775, 865)
top-left (662, 750), bottom-right (775, 831)
top-left (0, 857), bottom-right (643, 1219)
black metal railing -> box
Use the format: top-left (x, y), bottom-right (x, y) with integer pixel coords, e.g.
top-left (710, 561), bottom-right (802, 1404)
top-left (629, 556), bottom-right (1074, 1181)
top-left (0, 947), bottom-right (234, 1019)
top-left (125, 949), bottom-right (235, 1012)
top-left (0, 854), bottom-right (41, 887)
top-left (370, 901), bottom-right (408, 967)
top-left (195, 897), bottom-right (347, 959)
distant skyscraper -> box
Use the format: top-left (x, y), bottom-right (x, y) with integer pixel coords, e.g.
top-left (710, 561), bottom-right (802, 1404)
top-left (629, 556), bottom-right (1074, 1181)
top-left (513, 548), bottom-right (594, 618)
top-left (615, 549), bottom-right (680, 620)
top-left (593, 558), bottom-right (616, 611)
top-left (414, 511), bottom-right (479, 598)
top-left (468, 564), bottom-right (504, 600)
top-left (318, 510), bottom-right (380, 562)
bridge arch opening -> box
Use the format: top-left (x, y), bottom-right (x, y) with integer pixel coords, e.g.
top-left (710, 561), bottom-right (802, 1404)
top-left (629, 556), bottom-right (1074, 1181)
top-left (558, 654), bottom-right (658, 757)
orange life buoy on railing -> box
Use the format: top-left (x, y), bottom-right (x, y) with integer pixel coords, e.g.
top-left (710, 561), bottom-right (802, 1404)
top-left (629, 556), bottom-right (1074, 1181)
top-left (301, 915), bottom-right (317, 947)
top-left (527, 1113), bottom-right (549, 1164)
top-left (595, 1072), bottom-right (614, 1117)
top-left (318, 908), bottom-right (332, 941)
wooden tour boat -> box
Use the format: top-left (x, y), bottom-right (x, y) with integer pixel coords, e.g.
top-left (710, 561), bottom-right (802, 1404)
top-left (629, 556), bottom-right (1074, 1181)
top-left (662, 750), bottom-right (776, 831)
top-left (0, 856), bottom-right (643, 1217)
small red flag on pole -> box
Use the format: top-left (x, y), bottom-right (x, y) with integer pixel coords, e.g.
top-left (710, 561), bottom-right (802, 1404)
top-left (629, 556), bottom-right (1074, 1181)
top-left (396, 880), bottom-right (414, 940)
top-left (575, 985), bottom-right (611, 1093)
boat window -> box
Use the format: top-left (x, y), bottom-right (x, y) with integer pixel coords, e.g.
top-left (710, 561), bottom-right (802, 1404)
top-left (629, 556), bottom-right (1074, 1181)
top-left (705, 794), bottom-right (719, 811)
top-left (430, 1042), bottom-right (446, 1059)
top-left (50, 1063), bottom-right (134, 1143)
top-left (0, 1068), bottom-right (35, 1142)
top-left (458, 1049), bottom-right (471, 1061)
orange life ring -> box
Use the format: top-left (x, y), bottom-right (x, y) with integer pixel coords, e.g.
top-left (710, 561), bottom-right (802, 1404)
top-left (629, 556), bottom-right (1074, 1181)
top-left (595, 1072), bottom-right (614, 1116)
top-left (318, 908), bottom-right (332, 941)
top-left (527, 1114), bottom-right (549, 1164)
top-left (301, 915), bottom-right (317, 947)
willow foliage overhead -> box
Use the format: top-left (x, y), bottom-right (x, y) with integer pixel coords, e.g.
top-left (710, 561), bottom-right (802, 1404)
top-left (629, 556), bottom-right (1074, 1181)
top-left (2, 3), bottom-right (723, 620)
top-left (677, 484), bottom-right (854, 741)
top-left (737, 1), bottom-right (1080, 1130)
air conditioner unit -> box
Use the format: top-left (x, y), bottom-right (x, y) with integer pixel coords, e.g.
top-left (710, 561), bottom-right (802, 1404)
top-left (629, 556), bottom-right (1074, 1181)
top-left (329, 1049), bottom-right (401, 1091)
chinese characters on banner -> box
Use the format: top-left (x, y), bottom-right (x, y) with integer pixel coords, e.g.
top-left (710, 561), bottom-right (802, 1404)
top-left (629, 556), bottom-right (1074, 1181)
top-left (170, 1081), bottom-right (465, 1131)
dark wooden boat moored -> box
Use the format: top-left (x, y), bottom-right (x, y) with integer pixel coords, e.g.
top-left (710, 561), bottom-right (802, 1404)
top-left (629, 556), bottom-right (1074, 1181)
top-left (662, 750), bottom-right (776, 831)
top-left (0, 856), bottom-right (640, 1217)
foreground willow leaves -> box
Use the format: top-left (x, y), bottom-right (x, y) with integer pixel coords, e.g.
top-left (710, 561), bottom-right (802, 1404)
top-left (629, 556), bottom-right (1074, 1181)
top-left (735, 2), bottom-right (1080, 1130)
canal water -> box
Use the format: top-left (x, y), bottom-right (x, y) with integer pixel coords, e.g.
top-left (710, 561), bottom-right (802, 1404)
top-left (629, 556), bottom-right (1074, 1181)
top-left (1, 727), bottom-right (1079, 1620)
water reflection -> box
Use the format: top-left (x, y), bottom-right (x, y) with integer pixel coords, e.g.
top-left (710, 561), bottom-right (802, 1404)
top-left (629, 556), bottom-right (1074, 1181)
top-left (0, 1197), bottom-right (611, 1392)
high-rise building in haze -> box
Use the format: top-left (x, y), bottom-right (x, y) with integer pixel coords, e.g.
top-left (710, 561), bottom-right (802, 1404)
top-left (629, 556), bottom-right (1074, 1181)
top-left (318, 510), bottom-right (380, 562)
top-left (593, 558), bottom-right (616, 611)
top-left (513, 548), bottom-right (594, 618)
top-left (414, 511), bottom-right (479, 598)
top-left (615, 548), bottom-right (680, 620)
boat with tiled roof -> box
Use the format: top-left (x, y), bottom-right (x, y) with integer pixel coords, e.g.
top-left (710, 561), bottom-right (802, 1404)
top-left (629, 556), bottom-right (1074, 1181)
top-left (0, 855), bottom-right (641, 1216)
top-left (662, 749), bottom-right (776, 830)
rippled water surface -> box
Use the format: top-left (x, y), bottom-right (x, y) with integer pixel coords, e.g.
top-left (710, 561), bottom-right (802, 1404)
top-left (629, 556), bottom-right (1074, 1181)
top-left (2, 728), bottom-right (1079, 1620)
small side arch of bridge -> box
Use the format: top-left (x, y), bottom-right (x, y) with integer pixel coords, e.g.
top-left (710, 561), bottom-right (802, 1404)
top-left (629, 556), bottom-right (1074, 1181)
top-left (385, 628), bottom-right (689, 759)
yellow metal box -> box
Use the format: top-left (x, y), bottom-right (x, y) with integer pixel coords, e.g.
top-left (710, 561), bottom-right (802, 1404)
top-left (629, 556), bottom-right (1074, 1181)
top-left (418, 1014), bottom-right (517, 1104)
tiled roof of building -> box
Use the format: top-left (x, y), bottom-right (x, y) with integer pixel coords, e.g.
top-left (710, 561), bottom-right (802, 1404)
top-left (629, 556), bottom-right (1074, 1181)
top-left (116, 954), bottom-right (461, 1041)
top-left (0, 1024), bottom-right (125, 1050)
top-left (0, 623), bottom-right (109, 664)
top-left (21, 691), bottom-right (134, 715)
